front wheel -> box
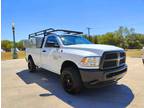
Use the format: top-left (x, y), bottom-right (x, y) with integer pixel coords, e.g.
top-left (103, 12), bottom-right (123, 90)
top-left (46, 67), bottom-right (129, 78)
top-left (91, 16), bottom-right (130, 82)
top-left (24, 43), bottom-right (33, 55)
top-left (61, 67), bottom-right (83, 94)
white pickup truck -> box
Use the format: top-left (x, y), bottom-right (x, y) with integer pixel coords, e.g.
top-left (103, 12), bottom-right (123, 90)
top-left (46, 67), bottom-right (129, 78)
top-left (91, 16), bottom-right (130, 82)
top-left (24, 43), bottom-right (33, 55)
top-left (24, 28), bottom-right (127, 94)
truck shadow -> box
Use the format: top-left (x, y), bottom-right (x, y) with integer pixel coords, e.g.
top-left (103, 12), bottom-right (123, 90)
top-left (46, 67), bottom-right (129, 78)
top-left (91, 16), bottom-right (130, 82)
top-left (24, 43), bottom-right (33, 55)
top-left (17, 69), bottom-right (134, 108)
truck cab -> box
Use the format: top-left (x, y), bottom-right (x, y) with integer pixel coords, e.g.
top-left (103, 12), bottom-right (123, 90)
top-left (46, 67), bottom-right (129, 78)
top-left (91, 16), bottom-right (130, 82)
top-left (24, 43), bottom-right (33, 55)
top-left (24, 28), bottom-right (127, 94)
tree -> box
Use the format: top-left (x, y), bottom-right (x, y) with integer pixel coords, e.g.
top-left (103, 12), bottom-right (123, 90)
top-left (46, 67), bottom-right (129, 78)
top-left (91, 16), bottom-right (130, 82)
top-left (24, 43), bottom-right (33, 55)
top-left (1, 40), bottom-right (13, 51)
top-left (93, 36), bottom-right (98, 44)
top-left (86, 26), bottom-right (143, 49)
top-left (126, 34), bottom-right (143, 49)
top-left (16, 40), bottom-right (24, 50)
top-left (97, 32), bottom-right (119, 46)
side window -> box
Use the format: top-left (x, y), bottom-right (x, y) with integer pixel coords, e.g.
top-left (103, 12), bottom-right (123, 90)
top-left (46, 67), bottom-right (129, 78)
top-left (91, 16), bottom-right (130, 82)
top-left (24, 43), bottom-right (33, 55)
top-left (45, 36), bottom-right (59, 47)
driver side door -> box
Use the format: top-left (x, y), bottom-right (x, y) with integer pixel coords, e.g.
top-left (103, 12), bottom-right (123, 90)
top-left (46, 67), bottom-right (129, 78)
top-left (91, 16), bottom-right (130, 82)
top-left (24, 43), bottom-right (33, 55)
top-left (41, 35), bottom-right (60, 73)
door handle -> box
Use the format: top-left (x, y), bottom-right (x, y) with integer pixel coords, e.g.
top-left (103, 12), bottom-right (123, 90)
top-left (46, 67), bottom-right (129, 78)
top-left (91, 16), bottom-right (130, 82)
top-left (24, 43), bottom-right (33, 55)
top-left (42, 50), bottom-right (46, 52)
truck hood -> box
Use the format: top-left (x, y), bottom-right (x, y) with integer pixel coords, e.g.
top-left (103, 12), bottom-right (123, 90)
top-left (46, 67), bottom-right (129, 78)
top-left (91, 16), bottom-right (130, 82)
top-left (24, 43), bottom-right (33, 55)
top-left (63, 44), bottom-right (124, 56)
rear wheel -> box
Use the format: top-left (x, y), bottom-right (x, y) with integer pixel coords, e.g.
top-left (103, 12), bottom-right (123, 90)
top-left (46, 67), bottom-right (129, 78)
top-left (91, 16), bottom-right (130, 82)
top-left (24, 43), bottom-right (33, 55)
top-left (28, 58), bottom-right (36, 72)
top-left (61, 67), bottom-right (83, 94)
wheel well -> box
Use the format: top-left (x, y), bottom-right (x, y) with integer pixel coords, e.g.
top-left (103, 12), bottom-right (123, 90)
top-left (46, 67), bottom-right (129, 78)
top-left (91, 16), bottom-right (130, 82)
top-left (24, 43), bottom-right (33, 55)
top-left (28, 55), bottom-right (36, 66)
top-left (61, 61), bottom-right (79, 73)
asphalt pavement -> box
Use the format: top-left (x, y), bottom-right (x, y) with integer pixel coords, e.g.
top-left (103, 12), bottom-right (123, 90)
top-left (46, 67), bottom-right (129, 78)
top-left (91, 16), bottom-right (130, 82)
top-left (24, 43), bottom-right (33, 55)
top-left (1, 58), bottom-right (144, 108)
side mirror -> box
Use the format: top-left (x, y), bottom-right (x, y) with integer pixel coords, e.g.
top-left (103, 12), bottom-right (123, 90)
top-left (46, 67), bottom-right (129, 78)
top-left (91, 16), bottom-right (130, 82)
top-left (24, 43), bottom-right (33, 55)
top-left (45, 41), bottom-right (59, 48)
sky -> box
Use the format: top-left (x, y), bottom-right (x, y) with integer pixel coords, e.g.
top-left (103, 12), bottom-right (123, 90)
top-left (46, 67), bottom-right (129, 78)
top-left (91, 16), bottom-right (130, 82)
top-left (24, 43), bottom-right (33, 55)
top-left (1, 0), bottom-right (144, 41)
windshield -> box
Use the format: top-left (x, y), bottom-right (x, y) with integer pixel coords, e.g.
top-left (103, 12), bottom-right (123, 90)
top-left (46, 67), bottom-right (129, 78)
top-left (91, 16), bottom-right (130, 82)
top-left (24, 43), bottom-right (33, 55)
top-left (60, 35), bottom-right (92, 45)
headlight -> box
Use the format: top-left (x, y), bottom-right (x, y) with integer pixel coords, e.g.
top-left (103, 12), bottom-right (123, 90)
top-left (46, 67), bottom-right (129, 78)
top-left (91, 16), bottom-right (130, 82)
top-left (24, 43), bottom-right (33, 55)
top-left (80, 56), bottom-right (100, 67)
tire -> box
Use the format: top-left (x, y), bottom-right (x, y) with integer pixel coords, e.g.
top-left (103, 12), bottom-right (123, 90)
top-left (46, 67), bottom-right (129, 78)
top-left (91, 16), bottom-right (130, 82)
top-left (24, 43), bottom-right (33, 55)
top-left (61, 67), bottom-right (83, 94)
top-left (28, 58), bottom-right (36, 72)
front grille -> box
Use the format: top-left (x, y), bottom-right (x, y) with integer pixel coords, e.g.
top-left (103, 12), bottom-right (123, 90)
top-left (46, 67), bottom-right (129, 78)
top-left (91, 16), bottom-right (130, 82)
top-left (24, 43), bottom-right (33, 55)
top-left (100, 51), bottom-right (126, 70)
top-left (104, 53), bottom-right (118, 59)
top-left (120, 58), bottom-right (125, 64)
top-left (120, 52), bottom-right (125, 57)
top-left (103, 61), bottom-right (117, 68)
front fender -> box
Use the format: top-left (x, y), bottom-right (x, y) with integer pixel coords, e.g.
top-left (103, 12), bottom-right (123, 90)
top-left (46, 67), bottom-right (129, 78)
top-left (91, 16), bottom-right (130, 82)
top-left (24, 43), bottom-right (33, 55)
top-left (60, 48), bottom-right (99, 69)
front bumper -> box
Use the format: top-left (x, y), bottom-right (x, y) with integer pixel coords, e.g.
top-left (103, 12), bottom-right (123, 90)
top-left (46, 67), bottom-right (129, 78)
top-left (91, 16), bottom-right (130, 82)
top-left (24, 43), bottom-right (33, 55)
top-left (79, 64), bottom-right (127, 88)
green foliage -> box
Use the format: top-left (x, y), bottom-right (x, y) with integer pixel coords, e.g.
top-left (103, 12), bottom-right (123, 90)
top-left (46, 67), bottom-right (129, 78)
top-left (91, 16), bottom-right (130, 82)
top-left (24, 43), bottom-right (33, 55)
top-left (86, 26), bottom-right (144, 49)
top-left (1, 40), bottom-right (13, 51)
top-left (126, 34), bottom-right (144, 49)
top-left (1, 40), bottom-right (25, 51)
top-left (97, 32), bottom-right (119, 45)
top-left (16, 40), bottom-right (25, 50)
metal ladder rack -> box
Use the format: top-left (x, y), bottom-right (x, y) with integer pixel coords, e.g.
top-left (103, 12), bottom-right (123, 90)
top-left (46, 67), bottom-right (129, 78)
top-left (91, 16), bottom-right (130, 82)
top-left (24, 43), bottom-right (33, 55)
top-left (28, 28), bottom-right (83, 39)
